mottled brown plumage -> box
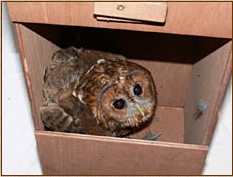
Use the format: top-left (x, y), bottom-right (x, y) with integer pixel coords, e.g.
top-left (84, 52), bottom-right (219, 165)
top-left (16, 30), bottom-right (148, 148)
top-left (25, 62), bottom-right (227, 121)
top-left (40, 47), bottom-right (157, 138)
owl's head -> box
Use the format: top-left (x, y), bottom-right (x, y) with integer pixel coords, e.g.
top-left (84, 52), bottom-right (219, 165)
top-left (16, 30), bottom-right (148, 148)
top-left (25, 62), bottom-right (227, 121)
top-left (75, 58), bottom-right (157, 131)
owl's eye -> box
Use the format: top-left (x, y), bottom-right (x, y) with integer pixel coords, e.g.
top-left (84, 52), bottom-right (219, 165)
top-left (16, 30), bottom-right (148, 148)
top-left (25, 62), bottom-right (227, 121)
top-left (113, 99), bottom-right (125, 109)
top-left (133, 84), bottom-right (142, 96)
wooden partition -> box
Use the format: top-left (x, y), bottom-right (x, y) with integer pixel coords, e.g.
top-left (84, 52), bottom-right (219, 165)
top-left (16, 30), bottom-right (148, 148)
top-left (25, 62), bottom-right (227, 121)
top-left (14, 24), bottom-right (60, 129)
top-left (8, 2), bottom-right (232, 38)
top-left (184, 41), bottom-right (232, 145)
top-left (35, 130), bottom-right (208, 175)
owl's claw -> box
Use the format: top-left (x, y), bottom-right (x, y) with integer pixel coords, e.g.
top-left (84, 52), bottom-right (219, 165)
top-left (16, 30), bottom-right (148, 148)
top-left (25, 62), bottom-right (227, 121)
top-left (142, 131), bottom-right (162, 141)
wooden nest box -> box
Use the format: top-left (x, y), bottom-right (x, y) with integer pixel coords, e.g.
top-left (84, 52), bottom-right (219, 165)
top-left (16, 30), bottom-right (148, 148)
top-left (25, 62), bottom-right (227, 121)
top-left (7, 2), bottom-right (232, 175)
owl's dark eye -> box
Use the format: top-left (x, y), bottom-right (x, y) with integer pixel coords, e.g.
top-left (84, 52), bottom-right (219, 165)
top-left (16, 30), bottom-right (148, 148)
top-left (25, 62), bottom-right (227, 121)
top-left (113, 99), bottom-right (125, 109)
top-left (134, 84), bottom-right (142, 96)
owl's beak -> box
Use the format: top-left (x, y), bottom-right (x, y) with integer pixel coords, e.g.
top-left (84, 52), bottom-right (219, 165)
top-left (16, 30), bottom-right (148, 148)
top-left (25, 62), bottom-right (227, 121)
top-left (135, 104), bottom-right (145, 116)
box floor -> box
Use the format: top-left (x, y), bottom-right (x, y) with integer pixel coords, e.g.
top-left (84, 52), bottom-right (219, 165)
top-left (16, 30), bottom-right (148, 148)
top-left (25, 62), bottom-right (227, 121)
top-left (2, 3), bottom-right (232, 175)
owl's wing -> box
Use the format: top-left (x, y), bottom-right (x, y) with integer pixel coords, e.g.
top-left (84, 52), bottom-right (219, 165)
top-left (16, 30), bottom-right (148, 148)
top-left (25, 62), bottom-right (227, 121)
top-left (40, 95), bottom-right (122, 135)
top-left (49, 47), bottom-right (82, 71)
top-left (40, 104), bottom-right (80, 133)
top-left (41, 47), bottom-right (129, 135)
top-left (43, 47), bottom-right (84, 103)
top-left (41, 47), bottom-right (84, 132)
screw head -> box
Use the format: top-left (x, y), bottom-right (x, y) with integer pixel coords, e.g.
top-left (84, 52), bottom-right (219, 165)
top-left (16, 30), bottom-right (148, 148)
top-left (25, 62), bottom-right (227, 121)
top-left (117, 4), bottom-right (125, 11)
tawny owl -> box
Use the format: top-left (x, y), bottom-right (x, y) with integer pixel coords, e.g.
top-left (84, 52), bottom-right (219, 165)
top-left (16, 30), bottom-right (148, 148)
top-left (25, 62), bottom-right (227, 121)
top-left (40, 47), bottom-right (157, 138)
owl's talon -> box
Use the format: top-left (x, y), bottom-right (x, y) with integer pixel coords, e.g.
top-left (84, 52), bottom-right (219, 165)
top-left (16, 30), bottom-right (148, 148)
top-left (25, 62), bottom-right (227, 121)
top-left (143, 131), bottom-right (162, 141)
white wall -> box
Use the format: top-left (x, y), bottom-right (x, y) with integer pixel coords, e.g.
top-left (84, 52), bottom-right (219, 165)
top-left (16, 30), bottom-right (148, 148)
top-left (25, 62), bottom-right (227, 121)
top-left (2, 2), bottom-right (232, 175)
top-left (2, 2), bottom-right (42, 174)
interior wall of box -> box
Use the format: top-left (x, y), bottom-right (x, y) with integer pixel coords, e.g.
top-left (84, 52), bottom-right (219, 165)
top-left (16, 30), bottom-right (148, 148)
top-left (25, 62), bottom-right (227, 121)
top-left (15, 23), bottom-right (231, 146)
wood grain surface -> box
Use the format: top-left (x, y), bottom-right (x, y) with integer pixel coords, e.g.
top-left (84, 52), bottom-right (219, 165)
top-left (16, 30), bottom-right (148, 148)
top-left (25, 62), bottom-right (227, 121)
top-left (14, 23), bottom-right (60, 129)
top-left (36, 130), bottom-right (208, 175)
top-left (7, 2), bottom-right (232, 38)
top-left (131, 106), bottom-right (184, 143)
top-left (184, 41), bottom-right (232, 145)
top-left (94, 2), bottom-right (168, 23)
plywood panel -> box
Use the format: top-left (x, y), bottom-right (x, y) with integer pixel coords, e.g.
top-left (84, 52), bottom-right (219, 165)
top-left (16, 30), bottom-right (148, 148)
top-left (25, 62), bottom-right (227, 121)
top-left (7, 2), bottom-right (232, 38)
top-left (94, 2), bottom-right (168, 23)
top-left (132, 106), bottom-right (184, 143)
top-left (14, 23), bottom-right (60, 129)
top-left (184, 41), bottom-right (232, 145)
top-left (35, 130), bottom-right (208, 175)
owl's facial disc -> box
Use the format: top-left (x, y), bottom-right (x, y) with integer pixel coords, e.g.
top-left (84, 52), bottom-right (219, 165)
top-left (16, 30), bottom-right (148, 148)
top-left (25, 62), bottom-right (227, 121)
top-left (99, 70), bottom-right (156, 128)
